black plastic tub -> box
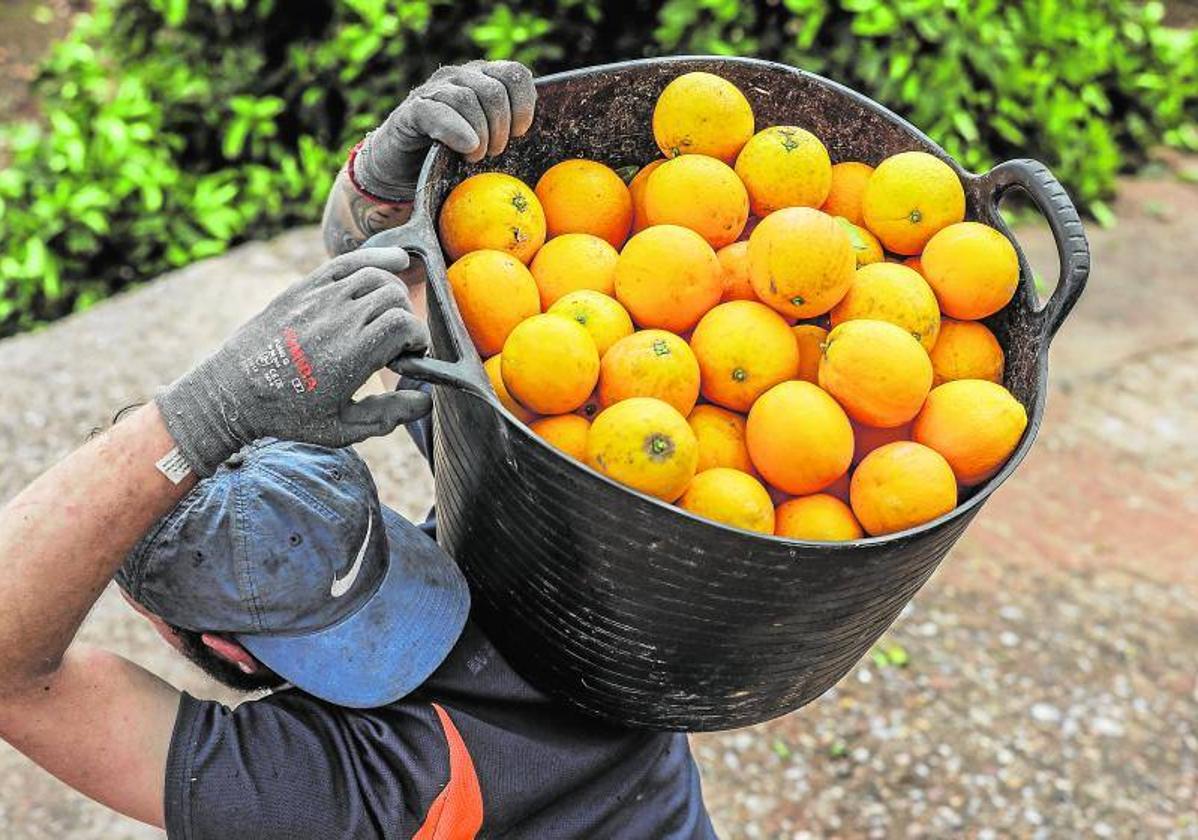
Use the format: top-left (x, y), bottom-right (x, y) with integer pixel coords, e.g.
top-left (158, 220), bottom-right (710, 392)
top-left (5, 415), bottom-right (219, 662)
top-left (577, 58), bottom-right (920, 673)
top-left (367, 56), bottom-right (1090, 731)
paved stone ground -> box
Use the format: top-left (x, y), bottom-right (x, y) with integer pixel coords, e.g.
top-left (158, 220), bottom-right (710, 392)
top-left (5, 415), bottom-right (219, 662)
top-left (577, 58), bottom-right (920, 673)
top-left (0, 0), bottom-right (79, 128)
top-left (1, 168), bottom-right (1195, 838)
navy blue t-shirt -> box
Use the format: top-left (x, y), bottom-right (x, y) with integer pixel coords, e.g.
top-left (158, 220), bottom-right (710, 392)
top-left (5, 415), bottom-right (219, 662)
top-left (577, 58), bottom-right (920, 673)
top-left (163, 386), bottom-right (718, 839)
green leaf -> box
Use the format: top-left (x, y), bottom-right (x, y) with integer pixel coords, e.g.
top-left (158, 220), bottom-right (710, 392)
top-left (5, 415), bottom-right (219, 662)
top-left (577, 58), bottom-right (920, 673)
top-left (952, 112), bottom-right (980, 144)
top-left (196, 207), bottom-right (241, 239)
top-left (190, 239), bottom-right (229, 259)
top-left (882, 642), bottom-right (909, 667)
top-left (141, 182), bottom-right (164, 213)
top-left (991, 115), bottom-right (1026, 144)
top-left (0, 169), bottom-right (23, 194)
top-left (24, 238), bottom-right (47, 276)
top-left (163, 0), bottom-right (188, 27)
top-left (852, 5), bottom-right (898, 36)
top-left (1090, 200), bottom-right (1117, 229)
top-left (43, 256), bottom-right (62, 299)
top-left (79, 210), bottom-right (110, 234)
top-left (253, 97), bottom-right (285, 119)
top-left (1142, 200), bottom-right (1170, 220)
top-left (222, 119), bottom-right (251, 160)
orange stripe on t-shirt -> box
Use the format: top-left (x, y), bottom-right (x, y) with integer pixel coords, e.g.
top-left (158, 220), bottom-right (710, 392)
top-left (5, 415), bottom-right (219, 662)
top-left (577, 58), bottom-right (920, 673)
top-left (413, 703), bottom-right (484, 840)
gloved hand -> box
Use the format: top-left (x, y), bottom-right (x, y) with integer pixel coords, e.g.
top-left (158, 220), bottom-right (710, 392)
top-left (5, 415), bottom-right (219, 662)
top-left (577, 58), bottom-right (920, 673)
top-left (352, 59), bottom-right (536, 202)
top-left (157, 249), bottom-right (432, 476)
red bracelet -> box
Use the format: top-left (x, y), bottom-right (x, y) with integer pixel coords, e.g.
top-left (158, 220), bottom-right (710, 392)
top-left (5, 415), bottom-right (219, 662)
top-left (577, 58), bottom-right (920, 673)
top-left (346, 139), bottom-right (408, 206)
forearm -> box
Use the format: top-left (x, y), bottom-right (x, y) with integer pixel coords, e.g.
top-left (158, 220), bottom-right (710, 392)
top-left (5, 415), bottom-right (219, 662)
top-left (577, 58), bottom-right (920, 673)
top-left (321, 166), bottom-right (413, 256)
top-left (0, 403), bottom-right (194, 695)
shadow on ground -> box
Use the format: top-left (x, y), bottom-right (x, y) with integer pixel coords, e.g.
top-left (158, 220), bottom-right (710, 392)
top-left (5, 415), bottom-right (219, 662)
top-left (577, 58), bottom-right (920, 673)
top-left (0, 170), bottom-right (1195, 838)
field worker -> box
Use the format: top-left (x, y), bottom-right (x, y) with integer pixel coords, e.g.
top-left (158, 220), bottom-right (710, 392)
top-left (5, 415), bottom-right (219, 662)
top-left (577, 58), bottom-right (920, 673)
top-left (0, 60), bottom-right (718, 838)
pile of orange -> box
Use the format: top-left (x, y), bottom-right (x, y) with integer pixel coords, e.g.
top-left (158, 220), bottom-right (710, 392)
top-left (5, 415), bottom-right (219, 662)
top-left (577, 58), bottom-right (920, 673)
top-left (438, 71), bottom-right (1029, 540)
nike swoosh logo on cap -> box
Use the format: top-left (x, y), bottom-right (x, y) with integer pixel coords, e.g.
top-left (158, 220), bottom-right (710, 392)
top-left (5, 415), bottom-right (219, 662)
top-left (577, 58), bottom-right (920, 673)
top-left (331, 513), bottom-right (372, 598)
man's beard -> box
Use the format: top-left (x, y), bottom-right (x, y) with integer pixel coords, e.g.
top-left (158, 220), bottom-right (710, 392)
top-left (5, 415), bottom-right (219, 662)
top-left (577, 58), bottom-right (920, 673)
top-left (169, 624), bottom-right (287, 693)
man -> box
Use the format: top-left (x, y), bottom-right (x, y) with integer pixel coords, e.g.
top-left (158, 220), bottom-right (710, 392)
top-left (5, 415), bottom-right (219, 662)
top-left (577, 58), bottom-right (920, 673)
top-left (0, 59), bottom-right (718, 837)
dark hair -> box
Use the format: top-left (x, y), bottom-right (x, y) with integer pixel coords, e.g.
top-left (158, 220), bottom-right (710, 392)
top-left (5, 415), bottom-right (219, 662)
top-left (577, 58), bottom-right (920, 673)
top-left (168, 624), bottom-right (287, 693)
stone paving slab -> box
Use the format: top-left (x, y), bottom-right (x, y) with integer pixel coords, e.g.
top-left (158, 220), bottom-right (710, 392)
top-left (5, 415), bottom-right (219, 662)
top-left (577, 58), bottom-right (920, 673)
top-left (1, 171), bottom-right (1195, 838)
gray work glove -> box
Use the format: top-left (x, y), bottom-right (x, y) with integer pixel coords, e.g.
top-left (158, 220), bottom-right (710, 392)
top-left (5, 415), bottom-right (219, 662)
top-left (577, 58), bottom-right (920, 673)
top-left (157, 249), bottom-right (432, 476)
top-left (352, 59), bottom-right (537, 201)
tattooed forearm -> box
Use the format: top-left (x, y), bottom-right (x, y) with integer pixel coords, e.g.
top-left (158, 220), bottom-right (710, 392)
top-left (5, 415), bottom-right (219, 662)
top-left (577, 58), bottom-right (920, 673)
top-left (321, 166), bottom-right (414, 256)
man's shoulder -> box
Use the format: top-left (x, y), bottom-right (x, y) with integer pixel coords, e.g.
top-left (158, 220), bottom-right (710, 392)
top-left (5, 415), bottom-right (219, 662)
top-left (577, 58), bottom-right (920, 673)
top-left (416, 618), bottom-right (543, 702)
top-left (169, 620), bottom-right (714, 840)
top-left (411, 621), bottom-right (715, 838)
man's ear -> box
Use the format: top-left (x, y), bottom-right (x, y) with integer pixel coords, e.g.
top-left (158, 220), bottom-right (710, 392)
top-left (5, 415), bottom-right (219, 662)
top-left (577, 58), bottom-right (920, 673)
top-left (200, 634), bottom-right (261, 675)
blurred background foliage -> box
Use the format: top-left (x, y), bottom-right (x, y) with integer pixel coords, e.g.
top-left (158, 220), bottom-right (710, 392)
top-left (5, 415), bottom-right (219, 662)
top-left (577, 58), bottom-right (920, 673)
top-left (0, 0), bottom-right (1194, 336)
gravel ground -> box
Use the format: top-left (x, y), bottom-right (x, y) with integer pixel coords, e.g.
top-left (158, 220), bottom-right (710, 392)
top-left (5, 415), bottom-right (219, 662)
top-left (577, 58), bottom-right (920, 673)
top-left (0, 168), bottom-right (1196, 838)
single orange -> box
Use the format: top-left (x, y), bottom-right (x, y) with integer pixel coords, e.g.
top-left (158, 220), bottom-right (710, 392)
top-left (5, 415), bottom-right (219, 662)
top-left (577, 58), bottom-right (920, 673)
top-left (851, 418), bottom-right (913, 466)
top-left (484, 354), bottom-right (538, 424)
top-left (501, 314), bottom-right (600, 415)
top-left (439, 172), bottom-right (546, 263)
top-left (929, 318), bottom-right (1005, 386)
top-left (534, 159), bottom-right (633, 247)
top-left (775, 494), bottom-right (864, 541)
top-left (821, 161), bottom-right (875, 226)
top-left (687, 404), bottom-right (756, 475)
top-left (530, 414), bottom-right (590, 461)
top-left (748, 207), bottom-right (855, 319)
top-left (903, 256), bottom-right (924, 276)
top-left (716, 241), bottom-right (757, 302)
top-left (679, 468), bottom-right (775, 535)
top-left (792, 324), bottom-right (828, 384)
top-left (547, 290), bottom-right (634, 358)
top-left (629, 158), bottom-right (667, 234)
top-left (614, 225), bottom-right (722, 332)
top-left (746, 380), bottom-right (854, 496)
top-left (912, 379), bottom-right (1028, 486)
top-left (921, 222), bottom-right (1020, 319)
top-left (587, 397), bottom-right (698, 502)
top-left (446, 249), bottom-right (541, 357)
top-left (599, 329), bottom-right (700, 416)
top-left (652, 72), bottom-right (755, 163)
top-left (819, 319), bottom-right (933, 428)
top-left (734, 126), bottom-right (832, 216)
top-left (850, 441), bottom-right (958, 536)
top-left (861, 152), bottom-right (965, 255)
top-left (830, 262), bottom-right (941, 352)
top-left (689, 301), bottom-right (800, 412)
top-left (644, 154), bottom-right (749, 248)
top-left (529, 233), bottom-right (619, 309)
top-left (832, 217), bottom-right (884, 268)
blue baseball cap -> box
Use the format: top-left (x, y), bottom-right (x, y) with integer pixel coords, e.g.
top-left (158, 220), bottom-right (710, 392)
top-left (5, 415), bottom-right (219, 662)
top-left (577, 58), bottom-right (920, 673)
top-left (117, 439), bottom-right (469, 708)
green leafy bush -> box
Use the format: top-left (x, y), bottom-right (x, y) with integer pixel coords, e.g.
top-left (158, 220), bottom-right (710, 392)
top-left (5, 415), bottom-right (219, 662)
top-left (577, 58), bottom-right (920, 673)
top-left (1, 0), bottom-right (1194, 335)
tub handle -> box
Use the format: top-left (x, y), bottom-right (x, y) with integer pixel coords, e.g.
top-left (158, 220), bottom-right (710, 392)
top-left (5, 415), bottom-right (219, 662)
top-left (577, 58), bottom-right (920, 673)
top-left (979, 159), bottom-right (1091, 343)
top-left (386, 354), bottom-right (488, 398)
top-left (361, 220), bottom-right (491, 399)
top-left (361, 216), bottom-right (519, 469)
